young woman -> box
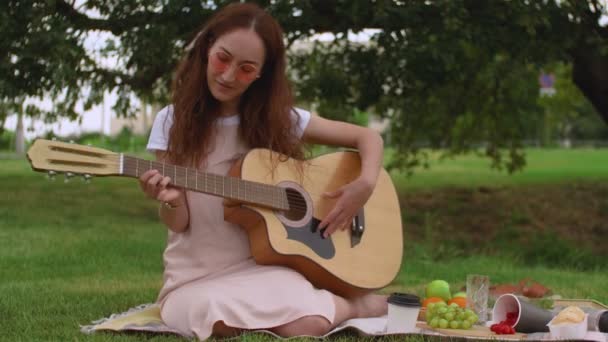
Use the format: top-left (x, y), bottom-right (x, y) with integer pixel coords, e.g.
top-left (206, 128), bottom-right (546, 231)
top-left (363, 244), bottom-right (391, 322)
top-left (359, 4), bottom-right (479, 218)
top-left (139, 2), bottom-right (387, 340)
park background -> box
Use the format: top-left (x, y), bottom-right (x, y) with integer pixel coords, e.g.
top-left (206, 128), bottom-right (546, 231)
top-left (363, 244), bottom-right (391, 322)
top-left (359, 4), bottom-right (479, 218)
top-left (1, 0), bottom-right (607, 341)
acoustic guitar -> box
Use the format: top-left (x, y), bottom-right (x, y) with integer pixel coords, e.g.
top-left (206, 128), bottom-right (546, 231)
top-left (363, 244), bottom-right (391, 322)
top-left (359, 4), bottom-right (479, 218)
top-left (27, 139), bottom-right (403, 298)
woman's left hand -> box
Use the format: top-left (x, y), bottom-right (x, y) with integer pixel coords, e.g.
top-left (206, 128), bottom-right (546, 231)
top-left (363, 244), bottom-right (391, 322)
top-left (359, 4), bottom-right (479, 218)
top-left (318, 177), bottom-right (375, 238)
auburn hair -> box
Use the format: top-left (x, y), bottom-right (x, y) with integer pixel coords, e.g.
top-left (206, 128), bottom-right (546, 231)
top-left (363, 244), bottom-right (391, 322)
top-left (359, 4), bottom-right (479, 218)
top-left (167, 2), bottom-right (306, 168)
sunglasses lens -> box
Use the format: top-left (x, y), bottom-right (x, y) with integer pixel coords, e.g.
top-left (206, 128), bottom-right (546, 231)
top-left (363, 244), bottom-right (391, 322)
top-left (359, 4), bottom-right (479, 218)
top-left (209, 53), bottom-right (228, 72)
top-left (209, 51), bottom-right (259, 83)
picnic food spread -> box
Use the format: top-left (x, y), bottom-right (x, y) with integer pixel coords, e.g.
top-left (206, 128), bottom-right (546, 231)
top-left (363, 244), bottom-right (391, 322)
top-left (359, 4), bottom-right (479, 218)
top-left (552, 306), bottom-right (586, 324)
top-left (414, 278), bottom-right (608, 341)
top-left (490, 310), bottom-right (518, 334)
top-left (425, 301), bottom-right (479, 330)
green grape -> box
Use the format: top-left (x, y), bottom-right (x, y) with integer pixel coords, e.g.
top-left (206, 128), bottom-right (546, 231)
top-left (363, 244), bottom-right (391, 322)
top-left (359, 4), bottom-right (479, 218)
top-left (444, 312), bottom-right (455, 321)
top-left (427, 302), bottom-right (437, 311)
top-left (449, 303), bottom-right (460, 308)
top-left (439, 319), bottom-right (449, 329)
top-left (461, 320), bottom-right (472, 329)
top-left (464, 309), bottom-right (475, 317)
top-left (430, 317), bottom-right (440, 328)
top-left (438, 307), bottom-right (448, 315)
top-left (456, 312), bottom-right (466, 321)
top-left (428, 306), bottom-right (438, 316)
top-left (449, 320), bottom-right (461, 329)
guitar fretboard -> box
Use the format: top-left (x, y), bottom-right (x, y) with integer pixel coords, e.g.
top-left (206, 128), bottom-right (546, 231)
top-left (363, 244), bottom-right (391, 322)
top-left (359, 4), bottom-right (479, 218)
top-left (122, 155), bottom-right (289, 210)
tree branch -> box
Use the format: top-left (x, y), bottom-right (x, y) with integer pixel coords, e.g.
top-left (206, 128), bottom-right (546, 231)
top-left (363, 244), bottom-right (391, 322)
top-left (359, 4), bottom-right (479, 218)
top-left (55, 0), bottom-right (164, 34)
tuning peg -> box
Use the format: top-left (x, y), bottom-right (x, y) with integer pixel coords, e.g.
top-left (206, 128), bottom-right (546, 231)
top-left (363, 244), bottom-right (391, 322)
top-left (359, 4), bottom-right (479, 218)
top-left (64, 172), bottom-right (75, 183)
top-left (82, 174), bottom-right (92, 184)
top-left (46, 170), bottom-right (57, 181)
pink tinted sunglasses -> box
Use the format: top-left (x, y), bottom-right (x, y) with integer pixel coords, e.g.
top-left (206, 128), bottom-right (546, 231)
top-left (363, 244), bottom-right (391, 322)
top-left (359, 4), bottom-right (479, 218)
top-left (208, 50), bottom-right (260, 83)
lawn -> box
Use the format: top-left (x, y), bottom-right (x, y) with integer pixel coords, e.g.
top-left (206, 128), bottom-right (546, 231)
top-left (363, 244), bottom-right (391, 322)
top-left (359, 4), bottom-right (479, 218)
top-left (1, 148), bottom-right (607, 341)
top-left (393, 148), bottom-right (608, 190)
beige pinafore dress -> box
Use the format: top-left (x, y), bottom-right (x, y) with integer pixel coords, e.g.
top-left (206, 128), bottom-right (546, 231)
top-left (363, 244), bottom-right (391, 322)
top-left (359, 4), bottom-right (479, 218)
top-left (156, 117), bottom-right (336, 340)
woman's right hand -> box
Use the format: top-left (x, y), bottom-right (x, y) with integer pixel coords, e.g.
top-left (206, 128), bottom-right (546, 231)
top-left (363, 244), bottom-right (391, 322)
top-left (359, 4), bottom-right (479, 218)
top-left (139, 169), bottom-right (184, 207)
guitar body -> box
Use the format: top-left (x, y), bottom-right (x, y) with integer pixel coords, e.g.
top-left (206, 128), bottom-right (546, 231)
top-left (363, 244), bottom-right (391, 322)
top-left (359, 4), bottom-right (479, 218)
top-left (225, 149), bottom-right (403, 298)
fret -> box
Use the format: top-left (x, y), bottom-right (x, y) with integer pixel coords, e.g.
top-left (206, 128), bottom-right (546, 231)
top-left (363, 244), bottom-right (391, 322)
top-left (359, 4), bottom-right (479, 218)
top-left (217, 174), bottom-right (221, 195)
top-left (174, 165), bottom-right (178, 185)
top-left (223, 176), bottom-right (227, 197)
top-left (209, 173), bottom-right (214, 194)
top-left (247, 180), bottom-right (251, 203)
top-left (227, 177), bottom-right (232, 199)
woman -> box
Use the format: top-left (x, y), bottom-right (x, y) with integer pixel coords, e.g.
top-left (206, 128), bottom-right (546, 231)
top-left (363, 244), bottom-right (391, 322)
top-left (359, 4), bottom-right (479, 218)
top-left (140, 2), bottom-right (387, 340)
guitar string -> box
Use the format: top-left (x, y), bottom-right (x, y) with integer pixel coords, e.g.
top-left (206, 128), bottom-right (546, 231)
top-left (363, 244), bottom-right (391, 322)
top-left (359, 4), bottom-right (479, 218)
top-left (122, 158), bottom-right (309, 197)
top-left (123, 158), bottom-right (352, 218)
top-left (122, 161), bottom-right (310, 203)
top-left (122, 163), bottom-right (310, 210)
top-left (121, 158), bottom-right (317, 209)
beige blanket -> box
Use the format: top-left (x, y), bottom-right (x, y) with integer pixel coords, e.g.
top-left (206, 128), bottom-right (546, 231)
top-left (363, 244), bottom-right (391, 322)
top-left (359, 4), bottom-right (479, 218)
top-left (81, 303), bottom-right (607, 341)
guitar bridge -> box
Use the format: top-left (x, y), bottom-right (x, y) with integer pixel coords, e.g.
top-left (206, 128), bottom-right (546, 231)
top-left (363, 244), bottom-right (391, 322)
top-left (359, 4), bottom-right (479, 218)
top-left (350, 208), bottom-right (365, 247)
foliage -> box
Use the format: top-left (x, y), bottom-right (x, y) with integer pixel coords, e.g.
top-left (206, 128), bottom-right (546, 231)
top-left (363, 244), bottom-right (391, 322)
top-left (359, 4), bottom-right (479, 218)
top-left (49, 128), bottom-right (150, 153)
top-left (537, 63), bottom-right (608, 142)
top-left (0, 129), bottom-right (15, 150)
top-left (1, 0), bottom-right (607, 172)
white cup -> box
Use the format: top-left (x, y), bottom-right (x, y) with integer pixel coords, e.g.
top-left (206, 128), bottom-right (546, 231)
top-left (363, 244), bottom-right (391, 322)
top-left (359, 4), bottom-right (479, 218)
top-left (548, 314), bottom-right (588, 340)
top-left (386, 293), bottom-right (421, 334)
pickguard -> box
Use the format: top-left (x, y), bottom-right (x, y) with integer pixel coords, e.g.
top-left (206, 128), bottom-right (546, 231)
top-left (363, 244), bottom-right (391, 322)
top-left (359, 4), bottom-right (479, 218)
top-left (283, 217), bottom-right (336, 259)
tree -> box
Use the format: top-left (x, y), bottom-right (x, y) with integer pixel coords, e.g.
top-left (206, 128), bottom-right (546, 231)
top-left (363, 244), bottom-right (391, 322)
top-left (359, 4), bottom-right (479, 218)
top-left (1, 0), bottom-right (607, 171)
top-left (538, 63), bottom-right (608, 144)
top-left (289, 0), bottom-right (608, 171)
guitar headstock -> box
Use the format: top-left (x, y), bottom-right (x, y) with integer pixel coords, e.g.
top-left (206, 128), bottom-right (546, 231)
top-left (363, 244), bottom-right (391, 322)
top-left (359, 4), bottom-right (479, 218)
top-left (27, 139), bottom-right (122, 177)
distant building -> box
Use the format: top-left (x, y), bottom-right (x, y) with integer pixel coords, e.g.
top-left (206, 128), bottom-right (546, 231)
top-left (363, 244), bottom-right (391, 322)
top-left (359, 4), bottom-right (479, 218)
top-left (368, 114), bottom-right (390, 134)
top-left (109, 102), bottom-right (160, 136)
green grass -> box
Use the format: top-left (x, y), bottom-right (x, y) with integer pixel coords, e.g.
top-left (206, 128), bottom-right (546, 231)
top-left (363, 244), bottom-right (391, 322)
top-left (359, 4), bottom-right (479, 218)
top-left (393, 148), bottom-right (608, 190)
top-left (1, 149), bottom-right (607, 341)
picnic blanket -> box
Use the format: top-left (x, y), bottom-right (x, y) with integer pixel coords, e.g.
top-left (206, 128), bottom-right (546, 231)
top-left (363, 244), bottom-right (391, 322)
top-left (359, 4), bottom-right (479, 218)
top-left (81, 303), bottom-right (608, 341)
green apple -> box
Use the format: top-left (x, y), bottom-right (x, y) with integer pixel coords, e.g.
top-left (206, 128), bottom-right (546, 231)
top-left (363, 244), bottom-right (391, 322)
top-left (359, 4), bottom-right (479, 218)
top-left (425, 280), bottom-right (452, 301)
top-left (453, 291), bottom-right (467, 298)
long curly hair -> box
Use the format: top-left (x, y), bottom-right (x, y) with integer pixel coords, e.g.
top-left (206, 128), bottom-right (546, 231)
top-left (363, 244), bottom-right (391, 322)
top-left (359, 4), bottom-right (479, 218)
top-left (167, 2), bottom-right (305, 168)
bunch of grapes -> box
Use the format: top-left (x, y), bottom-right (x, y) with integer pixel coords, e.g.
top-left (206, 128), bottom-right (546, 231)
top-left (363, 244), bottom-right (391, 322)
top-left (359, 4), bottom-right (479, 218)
top-left (426, 302), bottom-right (478, 330)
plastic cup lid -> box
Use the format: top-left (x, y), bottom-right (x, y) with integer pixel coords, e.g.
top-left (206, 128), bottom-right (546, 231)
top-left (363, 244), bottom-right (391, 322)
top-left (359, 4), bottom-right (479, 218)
top-left (387, 293), bottom-right (421, 307)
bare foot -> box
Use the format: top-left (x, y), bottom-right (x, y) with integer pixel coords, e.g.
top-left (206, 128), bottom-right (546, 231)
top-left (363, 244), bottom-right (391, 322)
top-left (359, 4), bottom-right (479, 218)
top-left (351, 293), bottom-right (388, 318)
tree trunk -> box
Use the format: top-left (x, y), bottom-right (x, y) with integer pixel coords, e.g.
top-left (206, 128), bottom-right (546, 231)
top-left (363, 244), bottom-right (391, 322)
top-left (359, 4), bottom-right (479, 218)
top-left (571, 50), bottom-right (608, 125)
top-left (15, 112), bottom-right (25, 155)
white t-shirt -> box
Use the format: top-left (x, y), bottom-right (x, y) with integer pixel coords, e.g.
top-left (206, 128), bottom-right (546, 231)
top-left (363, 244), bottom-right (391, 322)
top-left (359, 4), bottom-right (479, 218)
top-left (146, 105), bottom-right (312, 153)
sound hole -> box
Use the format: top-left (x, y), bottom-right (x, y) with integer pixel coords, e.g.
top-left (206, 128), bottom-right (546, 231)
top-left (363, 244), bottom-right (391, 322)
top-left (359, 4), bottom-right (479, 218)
top-left (284, 188), bottom-right (307, 221)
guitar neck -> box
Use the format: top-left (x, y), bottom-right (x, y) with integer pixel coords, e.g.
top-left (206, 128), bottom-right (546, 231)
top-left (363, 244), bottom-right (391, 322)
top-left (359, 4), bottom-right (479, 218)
top-left (121, 155), bottom-right (289, 211)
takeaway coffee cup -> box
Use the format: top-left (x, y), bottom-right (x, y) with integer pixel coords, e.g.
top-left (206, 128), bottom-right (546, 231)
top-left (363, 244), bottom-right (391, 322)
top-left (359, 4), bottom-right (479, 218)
top-left (386, 293), bottom-right (421, 333)
top-left (492, 293), bottom-right (554, 333)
